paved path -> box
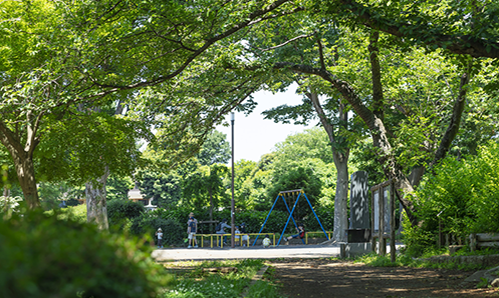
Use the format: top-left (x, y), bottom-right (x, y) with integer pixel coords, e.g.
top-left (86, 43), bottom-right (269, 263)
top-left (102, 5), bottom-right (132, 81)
top-left (152, 244), bottom-right (342, 261)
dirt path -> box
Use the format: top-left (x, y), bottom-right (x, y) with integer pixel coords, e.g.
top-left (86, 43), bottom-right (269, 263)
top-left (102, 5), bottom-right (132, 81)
top-left (270, 258), bottom-right (499, 298)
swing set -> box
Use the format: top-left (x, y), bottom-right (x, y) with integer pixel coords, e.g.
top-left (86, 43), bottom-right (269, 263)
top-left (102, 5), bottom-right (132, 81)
top-left (253, 189), bottom-right (329, 246)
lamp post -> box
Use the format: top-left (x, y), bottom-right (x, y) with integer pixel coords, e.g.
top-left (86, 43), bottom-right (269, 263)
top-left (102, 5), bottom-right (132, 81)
top-left (230, 112), bottom-right (235, 248)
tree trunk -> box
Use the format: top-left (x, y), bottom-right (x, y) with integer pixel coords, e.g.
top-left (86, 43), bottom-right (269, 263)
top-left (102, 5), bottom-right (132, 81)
top-left (86, 167), bottom-right (110, 230)
top-left (15, 155), bottom-right (40, 210)
top-left (332, 151), bottom-right (349, 242)
top-left (367, 31), bottom-right (418, 225)
top-left (307, 92), bottom-right (350, 242)
top-left (0, 117), bottom-right (41, 209)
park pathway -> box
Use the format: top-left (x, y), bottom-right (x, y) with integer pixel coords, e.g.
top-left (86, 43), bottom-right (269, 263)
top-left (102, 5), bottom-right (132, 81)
top-left (152, 244), bottom-right (342, 261)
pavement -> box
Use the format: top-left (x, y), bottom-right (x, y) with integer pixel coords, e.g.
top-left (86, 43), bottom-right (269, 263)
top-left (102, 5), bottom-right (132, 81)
top-left (152, 244), bottom-right (343, 261)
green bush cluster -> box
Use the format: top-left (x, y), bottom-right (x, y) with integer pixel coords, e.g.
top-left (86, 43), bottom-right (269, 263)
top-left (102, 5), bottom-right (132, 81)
top-left (112, 202), bottom-right (332, 245)
top-left (130, 213), bottom-right (184, 246)
top-left (405, 141), bottom-right (499, 256)
top-left (0, 211), bottom-right (171, 298)
top-left (107, 199), bottom-right (144, 230)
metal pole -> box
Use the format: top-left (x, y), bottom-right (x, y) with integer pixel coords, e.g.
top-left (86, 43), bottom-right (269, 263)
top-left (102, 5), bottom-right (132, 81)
top-left (230, 112), bottom-right (235, 248)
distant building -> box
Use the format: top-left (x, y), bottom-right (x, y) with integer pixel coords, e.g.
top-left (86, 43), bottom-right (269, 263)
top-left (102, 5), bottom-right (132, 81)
top-left (127, 182), bottom-right (157, 211)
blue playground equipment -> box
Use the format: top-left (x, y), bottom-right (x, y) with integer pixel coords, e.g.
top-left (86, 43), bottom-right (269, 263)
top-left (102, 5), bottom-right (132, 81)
top-left (253, 189), bottom-right (329, 246)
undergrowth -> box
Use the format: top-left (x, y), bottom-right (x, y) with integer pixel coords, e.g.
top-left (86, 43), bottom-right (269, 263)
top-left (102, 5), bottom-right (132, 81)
top-left (353, 251), bottom-right (497, 271)
top-left (161, 259), bottom-right (286, 298)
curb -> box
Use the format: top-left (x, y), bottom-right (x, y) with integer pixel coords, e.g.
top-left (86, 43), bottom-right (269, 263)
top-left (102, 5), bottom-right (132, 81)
top-left (241, 265), bottom-right (269, 297)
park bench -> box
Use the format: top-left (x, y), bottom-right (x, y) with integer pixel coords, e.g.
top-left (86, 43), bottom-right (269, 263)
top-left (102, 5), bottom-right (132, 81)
top-left (469, 233), bottom-right (499, 252)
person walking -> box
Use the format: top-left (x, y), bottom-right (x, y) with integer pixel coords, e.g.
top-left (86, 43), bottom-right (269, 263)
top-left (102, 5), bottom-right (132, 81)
top-left (187, 212), bottom-right (198, 248)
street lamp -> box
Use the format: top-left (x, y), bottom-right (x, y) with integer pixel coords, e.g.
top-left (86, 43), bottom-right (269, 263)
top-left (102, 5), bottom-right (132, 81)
top-left (230, 112), bottom-right (235, 248)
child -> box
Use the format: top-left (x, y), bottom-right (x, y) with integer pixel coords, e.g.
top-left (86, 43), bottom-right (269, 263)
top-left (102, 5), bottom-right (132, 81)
top-left (283, 224), bottom-right (305, 244)
top-left (234, 226), bottom-right (241, 246)
top-left (155, 228), bottom-right (163, 249)
top-left (262, 234), bottom-right (271, 248)
top-left (240, 222), bottom-right (250, 247)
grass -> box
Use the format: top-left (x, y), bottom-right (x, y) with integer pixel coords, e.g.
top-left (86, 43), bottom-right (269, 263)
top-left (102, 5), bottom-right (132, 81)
top-left (350, 250), bottom-right (498, 271)
top-left (160, 259), bottom-right (286, 298)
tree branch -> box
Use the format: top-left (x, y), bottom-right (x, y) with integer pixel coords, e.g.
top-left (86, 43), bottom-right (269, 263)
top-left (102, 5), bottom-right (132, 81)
top-left (336, 0), bottom-right (499, 59)
top-left (430, 58), bottom-right (473, 167)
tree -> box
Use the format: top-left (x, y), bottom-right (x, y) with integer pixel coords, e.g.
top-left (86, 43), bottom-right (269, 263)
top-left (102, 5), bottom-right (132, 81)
top-left (232, 159), bottom-right (259, 210)
top-left (0, 0), bottom-right (301, 211)
top-left (106, 175), bottom-right (134, 201)
top-left (323, 0), bottom-right (499, 59)
top-left (217, 4), bottom-right (496, 227)
top-left (197, 130), bottom-right (231, 166)
top-left (140, 171), bottom-right (182, 209)
top-left (182, 163), bottom-right (230, 221)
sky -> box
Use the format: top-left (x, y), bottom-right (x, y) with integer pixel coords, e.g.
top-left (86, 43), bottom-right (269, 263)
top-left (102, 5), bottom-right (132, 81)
top-left (216, 86), bottom-right (317, 164)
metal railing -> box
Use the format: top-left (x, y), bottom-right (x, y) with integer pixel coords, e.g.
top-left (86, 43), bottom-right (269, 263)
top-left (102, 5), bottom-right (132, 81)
top-left (305, 231), bottom-right (333, 244)
top-left (191, 233), bottom-right (277, 248)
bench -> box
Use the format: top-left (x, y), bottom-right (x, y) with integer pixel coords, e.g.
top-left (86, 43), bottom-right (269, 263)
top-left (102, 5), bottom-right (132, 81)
top-left (470, 233), bottom-right (499, 252)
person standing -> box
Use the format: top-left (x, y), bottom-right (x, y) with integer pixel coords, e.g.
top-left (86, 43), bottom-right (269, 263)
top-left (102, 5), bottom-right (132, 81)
top-left (234, 226), bottom-right (241, 246)
top-left (240, 222), bottom-right (250, 247)
top-left (155, 228), bottom-right (163, 249)
top-left (187, 212), bottom-right (198, 248)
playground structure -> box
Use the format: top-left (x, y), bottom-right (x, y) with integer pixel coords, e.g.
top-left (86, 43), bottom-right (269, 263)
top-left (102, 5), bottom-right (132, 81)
top-left (253, 189), bottom-right (329, 246)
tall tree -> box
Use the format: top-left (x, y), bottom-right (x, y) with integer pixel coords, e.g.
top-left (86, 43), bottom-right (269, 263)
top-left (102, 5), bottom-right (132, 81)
top-left (0, 0), bottom-right (302, 210)
top-left (197, 130), bottom-right (231, 166)
top-left (323, 0), bottom-right (499, 59)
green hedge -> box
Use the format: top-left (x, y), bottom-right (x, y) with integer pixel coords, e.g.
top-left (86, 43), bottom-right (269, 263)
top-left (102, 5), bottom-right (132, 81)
top-left (0, 211), bottom-right (171, 298)
top-left (130, 213), bottom-right (184, 246)
top-left (142, 206), bottom-right (333, 239)
top-left (107, 199), bottom-right (144, 230)
top-left (406, 141), bottom-right (499, 256)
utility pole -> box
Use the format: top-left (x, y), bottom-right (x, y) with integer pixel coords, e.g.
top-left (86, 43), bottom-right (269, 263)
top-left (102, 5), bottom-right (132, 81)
top-left (230, 112), bottom-right (235, 248)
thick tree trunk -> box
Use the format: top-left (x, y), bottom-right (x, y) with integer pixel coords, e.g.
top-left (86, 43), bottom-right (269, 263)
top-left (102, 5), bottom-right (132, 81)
top-left (367, 31), bottom-right (418, 225)
top-left (15, 155), bottom-right (40, 209)
top-left (307, 92), bottom-right (350, 241)
top-left (332, 152), bottom-right (349, 242)
top-left (86, 167), bottom-right (110, 230)
top-left (0, 121), bottom-right (41, 209)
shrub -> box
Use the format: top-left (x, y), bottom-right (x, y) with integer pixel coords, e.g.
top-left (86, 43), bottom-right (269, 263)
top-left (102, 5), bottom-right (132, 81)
top-left (107, 199), bottom-right (145, 230)
top-left (130, 213), bottom-right (184, 246)
top-left (406, 141), bottom-right (499, 255)
top-left (0, 211), bottom-right (171, 298)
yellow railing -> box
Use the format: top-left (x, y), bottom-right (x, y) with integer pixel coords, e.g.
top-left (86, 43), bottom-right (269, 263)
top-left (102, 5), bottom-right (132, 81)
top-left (191, 232), bottom-right (331, 247)
top-left (305, 231), bottom-right (332, 244)
top-left (192, 233), bottom-right (277, 248)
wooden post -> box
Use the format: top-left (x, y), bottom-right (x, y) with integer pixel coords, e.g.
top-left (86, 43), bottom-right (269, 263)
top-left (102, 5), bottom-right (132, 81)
top-left (379, 185), bottom-right (385, 255)
top-left (390, 181), bottom-right (396, 263)
top-left (371, 188), bottom-right (376, 253)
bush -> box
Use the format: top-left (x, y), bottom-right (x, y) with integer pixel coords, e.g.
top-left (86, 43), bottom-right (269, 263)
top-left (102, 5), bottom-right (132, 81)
top-left (45, 204), bottom-right (87, 224)
top-left (130, 213), bottom-right (184, 246)
top-left (107, 199), bottom-right (145, 230)
top-left (0, 211), bottom-right (171, 298)
top-left (134, 206), bottom-right (331, 245)
top-left (406, 141), bottom-right (499, 255)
